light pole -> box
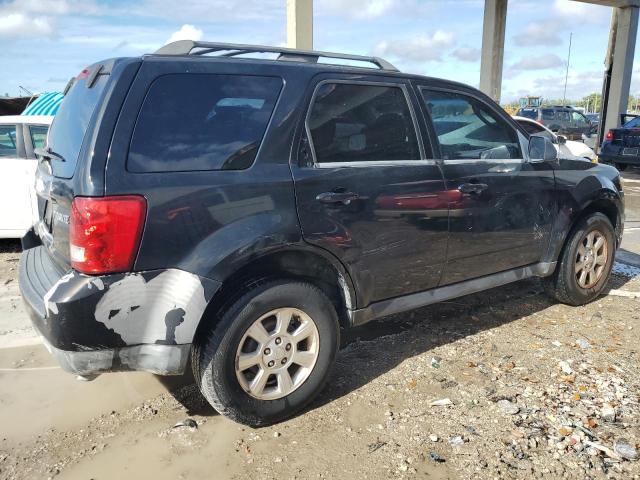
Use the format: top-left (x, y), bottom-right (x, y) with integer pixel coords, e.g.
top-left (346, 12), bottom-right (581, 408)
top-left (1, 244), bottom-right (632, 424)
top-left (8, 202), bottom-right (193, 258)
top-left (562, 32), bottom-right (573, 107)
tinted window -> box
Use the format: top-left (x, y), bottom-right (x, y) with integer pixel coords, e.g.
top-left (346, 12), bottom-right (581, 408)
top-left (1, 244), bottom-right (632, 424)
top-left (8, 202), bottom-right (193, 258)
top-left (421, 90), bottom-right (521, 160)
top-left (556, 111), bottom-right (570, 122)
top-left (47, 72), bottom-right (109, 178)
top-left (29, 125), bottom-right (48, 150)
top-left (307, 83), bottom-right (420, 163)
top-left (0, 125), bottom-right (17, 158)
top-left (541, 109), bottom-right (555, 120)
top-left (128, 74), bottom-right (282, 172)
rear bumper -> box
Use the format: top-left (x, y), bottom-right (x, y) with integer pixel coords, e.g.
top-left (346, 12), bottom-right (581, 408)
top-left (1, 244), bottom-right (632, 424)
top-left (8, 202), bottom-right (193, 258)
top-left (19, 242), bottom-right (220, 375)
top-left (599, 143), bottom-right (640, 165)
top-left (41, 338), bottom-right (190, 376)
top-left (599, 153), bottom-right (640, 165)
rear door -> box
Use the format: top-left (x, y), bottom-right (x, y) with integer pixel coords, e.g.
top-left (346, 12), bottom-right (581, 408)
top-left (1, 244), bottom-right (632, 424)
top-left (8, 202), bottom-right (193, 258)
top-left (417, 87), bottom-right (555, 285)
top-left (292, 76), bottom-right (449, 307)
top-left (0, 123), bottom-right (32, 235)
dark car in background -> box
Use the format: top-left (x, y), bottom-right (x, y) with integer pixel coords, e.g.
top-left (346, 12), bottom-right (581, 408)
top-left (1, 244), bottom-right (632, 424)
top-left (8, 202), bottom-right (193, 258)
top-left (516, 105), bottom-right (592, 140)
top-left (600, 115), bottom-right (640, 170)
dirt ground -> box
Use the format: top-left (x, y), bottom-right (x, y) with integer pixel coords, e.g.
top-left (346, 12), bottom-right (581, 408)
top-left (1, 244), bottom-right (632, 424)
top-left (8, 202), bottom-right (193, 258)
top-left (0, 254), bottom-right (638, 479)
top-left (1, 170), bottom-right (639, 480)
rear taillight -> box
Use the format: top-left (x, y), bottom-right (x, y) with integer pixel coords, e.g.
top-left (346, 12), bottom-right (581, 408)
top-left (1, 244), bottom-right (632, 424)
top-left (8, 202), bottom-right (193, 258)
top-left (605, 130), bottom-right (614, 141)
top-left (70, 196), bottom-right (146, 275)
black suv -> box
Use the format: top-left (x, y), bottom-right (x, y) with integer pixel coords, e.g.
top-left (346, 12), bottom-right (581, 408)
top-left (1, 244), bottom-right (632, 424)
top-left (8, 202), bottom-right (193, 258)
top-left (20, 41), bottom-right (624, 426)
top-left (516, 105), bottom-right (593, 140)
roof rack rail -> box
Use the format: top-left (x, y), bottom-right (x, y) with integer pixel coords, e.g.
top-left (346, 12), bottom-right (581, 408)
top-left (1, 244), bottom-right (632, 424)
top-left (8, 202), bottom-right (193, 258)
top-left (153, 40), bottom-right (399, 72)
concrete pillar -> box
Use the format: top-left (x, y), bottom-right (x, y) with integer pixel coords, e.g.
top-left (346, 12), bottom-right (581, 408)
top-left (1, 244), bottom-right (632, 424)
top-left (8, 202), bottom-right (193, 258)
top-left (286, 0), bottom-right (313, 50)
top-left (604, 6), bottom-right (639, 133)
top-left (479, 0), bottom-right (508, 103)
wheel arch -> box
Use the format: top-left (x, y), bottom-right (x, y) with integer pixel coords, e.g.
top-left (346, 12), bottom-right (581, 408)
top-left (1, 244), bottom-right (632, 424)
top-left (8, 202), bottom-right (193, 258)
top-left (192, 246), bottom-right (357, 345)
top-left (547, 188), bottom-right (623, 268)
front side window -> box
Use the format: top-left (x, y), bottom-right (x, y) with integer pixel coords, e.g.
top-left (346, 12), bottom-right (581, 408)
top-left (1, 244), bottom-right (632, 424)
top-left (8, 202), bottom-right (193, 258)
top-left (421, 90), bottom-right (521, 160)
top-left (307, 82), bottom-right (420, 163)
top-left (128, 74), bottom-right (282, 173)
top-left (0, 125), bottom-right (17, 158)
top-left (556, 111), bottom-right (571, 122)
top-left (29, 125), bottom-right (49, 150)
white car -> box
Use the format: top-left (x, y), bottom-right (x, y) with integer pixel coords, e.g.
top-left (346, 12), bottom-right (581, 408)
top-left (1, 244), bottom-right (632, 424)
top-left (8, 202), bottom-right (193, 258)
top-left (513, 116), bottom-right (596, 162)
top-left (0, 115), bottom-right (53, 238)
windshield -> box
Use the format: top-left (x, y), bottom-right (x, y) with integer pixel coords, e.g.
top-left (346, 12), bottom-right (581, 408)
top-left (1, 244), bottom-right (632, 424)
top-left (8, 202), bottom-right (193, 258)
top-left (46, 71), bottom-right (109, 178)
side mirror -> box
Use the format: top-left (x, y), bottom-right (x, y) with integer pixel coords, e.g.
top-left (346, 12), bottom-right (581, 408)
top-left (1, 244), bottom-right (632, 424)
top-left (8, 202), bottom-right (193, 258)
top-left (528, 134), bottom-right (558, 162)
top-left (556, 135), bottom-right (567, 145)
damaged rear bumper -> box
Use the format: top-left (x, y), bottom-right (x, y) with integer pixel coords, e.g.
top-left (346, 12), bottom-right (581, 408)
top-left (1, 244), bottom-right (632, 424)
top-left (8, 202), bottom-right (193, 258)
top-left (19, 245), bottom-right (220, 376)
top-left (41, 340), bottom-right (191, 376)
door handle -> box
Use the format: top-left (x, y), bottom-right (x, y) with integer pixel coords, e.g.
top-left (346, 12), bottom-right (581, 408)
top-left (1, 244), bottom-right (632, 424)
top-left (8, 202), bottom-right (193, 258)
top-left (316, 191), bottom-right (360, 205)
top-left (458, 183), bottom-right (488, 194)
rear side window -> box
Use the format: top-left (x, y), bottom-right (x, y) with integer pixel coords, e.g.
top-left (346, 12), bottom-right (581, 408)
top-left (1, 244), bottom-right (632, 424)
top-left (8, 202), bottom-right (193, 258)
top-left (0, 125), bottom-right (17, 158)
top-left (421, 89), bottom-right (521, 160)
top-left (128, 74), bottom-right (282, 172)
top-left (29, 125), bottom-right (48, 150)
top-left (541, 109), bottom-right (555, 120)
top-left (307, 82), bottom-right (420, 163)
top-left (47, 72), bottom-right (109, 178)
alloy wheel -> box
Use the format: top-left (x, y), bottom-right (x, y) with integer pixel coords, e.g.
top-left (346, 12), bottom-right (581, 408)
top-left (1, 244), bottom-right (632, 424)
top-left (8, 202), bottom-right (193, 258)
top-left (235, 308), bottom-right (320, 400)
top-left (575, 229), bottom-right (608, 289)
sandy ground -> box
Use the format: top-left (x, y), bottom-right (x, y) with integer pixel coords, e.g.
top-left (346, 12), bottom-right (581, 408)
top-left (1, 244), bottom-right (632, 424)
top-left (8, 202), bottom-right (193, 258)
top-left (0, 168), bottom-right (639, 480)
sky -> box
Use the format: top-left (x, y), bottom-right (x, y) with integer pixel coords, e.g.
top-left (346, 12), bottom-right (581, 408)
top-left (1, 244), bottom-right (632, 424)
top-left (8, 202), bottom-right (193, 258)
top-left (0, 0), bottom-right (638, 103)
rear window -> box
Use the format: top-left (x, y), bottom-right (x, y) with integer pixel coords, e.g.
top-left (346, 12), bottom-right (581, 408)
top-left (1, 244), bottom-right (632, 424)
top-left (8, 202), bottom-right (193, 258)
top-left (541, 109), bottom-right (555, 120)
top-left (128, 74), bottom-right (282, 173)
top-left (517, 108), bottom-right (537, 120)
top-left (624, 116), bottom-right (640, 128)
top-left (47, 72), bottom-right (109, 178)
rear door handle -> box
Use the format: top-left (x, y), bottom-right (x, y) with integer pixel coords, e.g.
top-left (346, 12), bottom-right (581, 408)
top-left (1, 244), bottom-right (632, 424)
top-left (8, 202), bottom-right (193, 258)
top-left (316, 191), bottom-right (360, 205)
top-left (458, 183), bottom-right (488, 194)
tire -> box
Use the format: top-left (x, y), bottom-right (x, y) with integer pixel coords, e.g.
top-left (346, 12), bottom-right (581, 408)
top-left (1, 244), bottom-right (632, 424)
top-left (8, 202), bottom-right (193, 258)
top-left (192, 280), bottom-right (340, 426)
top-left (543, 213), bottom-right (616, 306)
top-left (615, 163), bottom-right (628, 171)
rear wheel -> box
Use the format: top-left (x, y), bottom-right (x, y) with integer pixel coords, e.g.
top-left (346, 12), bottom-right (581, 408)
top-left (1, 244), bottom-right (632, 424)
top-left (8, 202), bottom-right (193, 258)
top-left (543, 213), bottom-right (615, 305)
top-left (192, 280), bottom-right (340, 426)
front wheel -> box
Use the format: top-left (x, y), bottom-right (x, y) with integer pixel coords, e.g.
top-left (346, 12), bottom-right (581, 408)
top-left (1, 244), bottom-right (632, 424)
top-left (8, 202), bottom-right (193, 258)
top-left (543, 213), bottom-right (616, 305)
top-left (192, 280), bottom-right (340, 426)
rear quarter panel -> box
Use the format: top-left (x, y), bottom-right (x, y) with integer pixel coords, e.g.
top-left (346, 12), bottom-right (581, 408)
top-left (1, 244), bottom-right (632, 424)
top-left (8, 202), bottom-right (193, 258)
top-left (104, 58), bottom-right (312, 281)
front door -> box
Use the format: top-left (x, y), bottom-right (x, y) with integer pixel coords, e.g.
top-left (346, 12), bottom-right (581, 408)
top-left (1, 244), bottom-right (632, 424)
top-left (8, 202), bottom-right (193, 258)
top-left (292, 78), bottom-right (450, 307)
top-left (417, 87), bottom-right (556, 285)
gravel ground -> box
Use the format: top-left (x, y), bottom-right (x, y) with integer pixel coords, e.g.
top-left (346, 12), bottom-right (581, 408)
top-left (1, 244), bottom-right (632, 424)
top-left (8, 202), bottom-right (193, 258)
top-left (0, 253), bottom-right (638, 479)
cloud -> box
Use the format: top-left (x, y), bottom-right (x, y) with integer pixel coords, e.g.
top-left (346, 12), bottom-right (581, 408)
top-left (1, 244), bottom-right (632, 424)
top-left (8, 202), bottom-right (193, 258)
top-left (451, 47), bottom-right (481, 62)
top-left (374, 30), bottom-right (455, 62)
top-left (321, 0), bottom-right (400, 19)
top-left (552, 0), bottom-right (605, 23)
top-left (0, 13), bottom-right (54, 38)
top-left (512, 19), bottom-right (563, 47)
top-left (166, 24), bottom-right (203, 44)
top-left (511, 53), bottom-right (564, 71)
